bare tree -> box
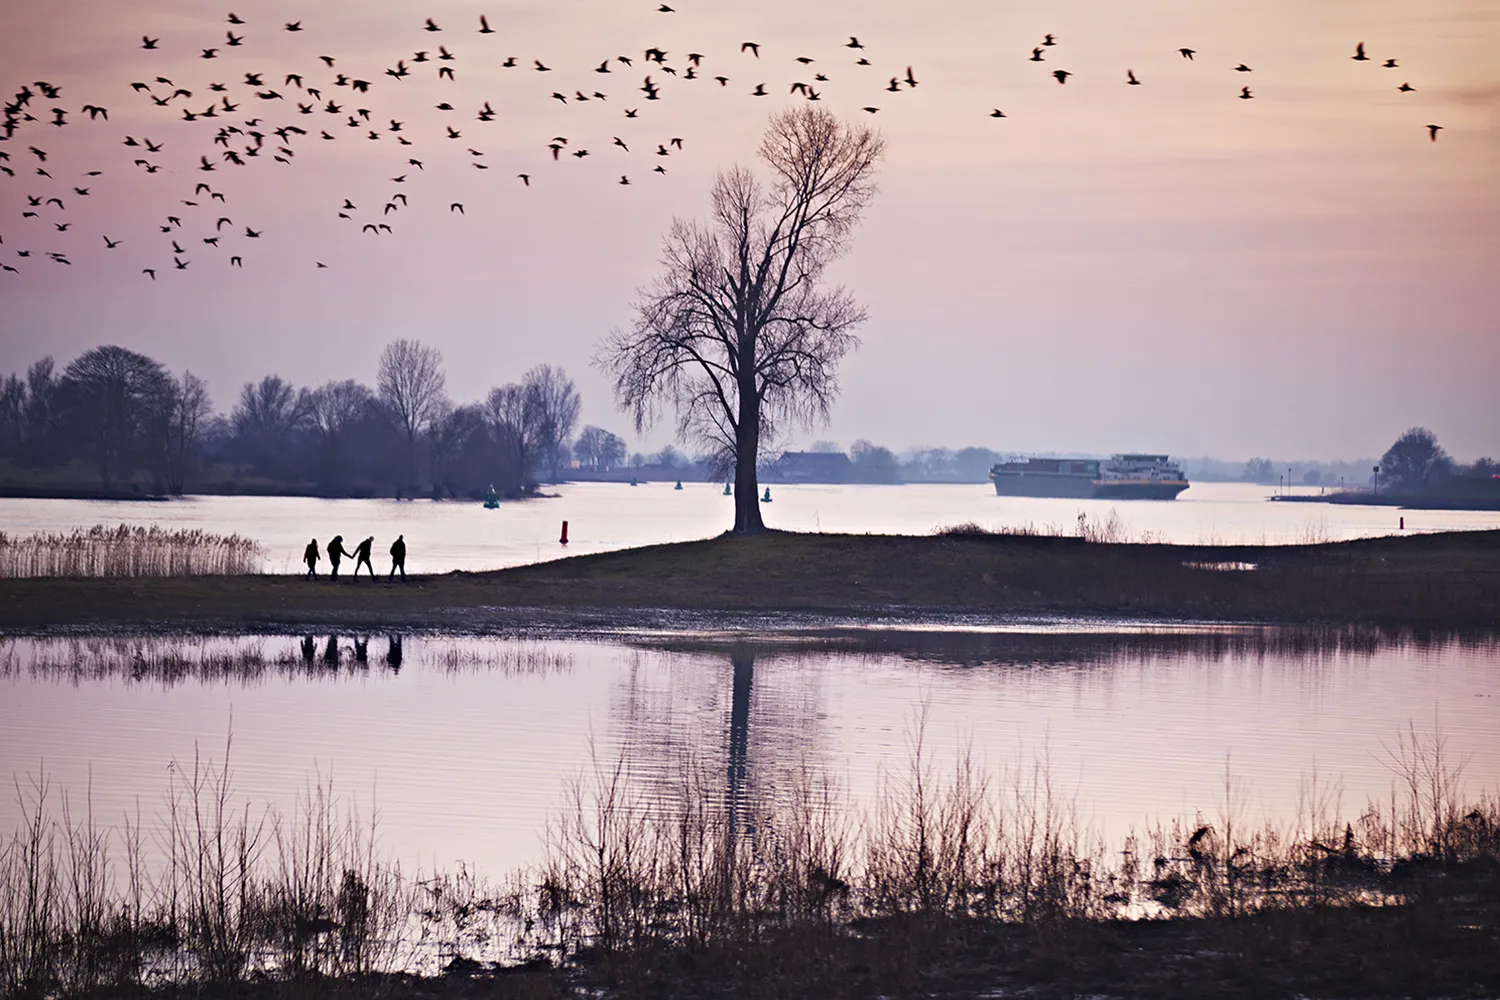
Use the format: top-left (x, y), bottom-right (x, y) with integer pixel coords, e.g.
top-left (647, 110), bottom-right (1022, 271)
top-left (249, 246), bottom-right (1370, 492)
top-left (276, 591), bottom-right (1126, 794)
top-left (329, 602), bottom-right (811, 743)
top-left (1381, 427), bottom-right (1453, 492)
top-left (377, 339), bottom-right (447, 497)
top-left (306, 379), bottom-right (374, 487)
top-left (484, 383), bottom-right (541, 488)
top-left (231, 375), bottom-right (305, 477)
top-left (523, 365), bottom-right (581, 481)
top-left (598, 106), bottom-right (882, 533)
top-left (160, 371), bottom-right (211, 494)
top-left (58, 345), bottom-right (174, 487)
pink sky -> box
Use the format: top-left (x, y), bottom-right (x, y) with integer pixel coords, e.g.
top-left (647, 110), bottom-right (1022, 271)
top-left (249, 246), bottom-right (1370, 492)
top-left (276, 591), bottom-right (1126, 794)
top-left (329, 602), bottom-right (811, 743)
top-left (2, 0), bottom-right (1497, 460)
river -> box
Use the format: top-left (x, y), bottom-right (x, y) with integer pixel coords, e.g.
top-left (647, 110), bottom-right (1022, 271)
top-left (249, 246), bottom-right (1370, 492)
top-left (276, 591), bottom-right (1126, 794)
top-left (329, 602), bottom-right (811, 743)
top-left (3, 482), bottom-right (1497, 574)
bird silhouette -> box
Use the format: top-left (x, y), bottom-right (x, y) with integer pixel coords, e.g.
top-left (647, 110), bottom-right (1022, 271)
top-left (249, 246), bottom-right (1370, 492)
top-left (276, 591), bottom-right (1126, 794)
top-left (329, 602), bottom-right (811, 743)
top-left (424, 17), bottom-right (441, 31)
top-left (989, 109), bottom-right (1006, 117)
top-left (1235, 63), bottom-right (1252, 72)
top-left (1180, 48), bottom-right (1195, 60)
top-left (905, 66), bottom-right (918, 87)
top-left (518, 173), bottom-right (530, 185)
top-left (285, 21), bottom-right (302, 31)
top-left (1398, 82), bottom-right (1415, 92)
top-left (103, 236), bottom-right (120, 248)
top-left (619, 174), bottom-right (630, 184)
top-left (142, 268), bottom-right (155, 279)
top-left (245, 227), bottom-right (261, 237)
top-left (479, 14), bottom-right (494, 33)
top-left (1352, 41), bottom-right (1368, 61)
top-left (142, 36), bottom-right (159, 49)
top-left (230, 256), bottom-right (242, 266)
top-left (1053, 69), bottom-right (1071, 84)
top-left (742, 42), bottom-right (760, 57)
top-left (1239, 86), bottom-right (1253, 99)
top-left (227, 12), bottom-right (243, 23)
top-left (1427, 124), bottom-right (1442, 140)
top-left (1031, 47), bottom-right (1045, 62)
top-left (1043, 33), bottom-right (1056, 46)
top-left (1383, 58), bottom-right (1398, 68)
top-left (1127, 69), bottom-right (1140, 84)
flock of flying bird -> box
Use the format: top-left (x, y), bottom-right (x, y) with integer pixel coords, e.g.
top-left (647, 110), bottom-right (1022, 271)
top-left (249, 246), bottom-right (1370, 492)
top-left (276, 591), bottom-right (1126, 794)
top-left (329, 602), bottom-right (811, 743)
top-left (0, 6), bottom-right (1450, 279)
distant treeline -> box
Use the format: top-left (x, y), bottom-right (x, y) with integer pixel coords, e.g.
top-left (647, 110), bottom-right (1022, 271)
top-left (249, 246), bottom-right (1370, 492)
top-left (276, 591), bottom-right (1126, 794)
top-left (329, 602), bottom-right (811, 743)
top-left (0, 342), bottom-right (634, 499)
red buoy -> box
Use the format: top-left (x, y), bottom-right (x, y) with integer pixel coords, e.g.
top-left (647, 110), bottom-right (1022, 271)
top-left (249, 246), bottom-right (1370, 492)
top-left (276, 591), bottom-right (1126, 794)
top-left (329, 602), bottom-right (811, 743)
top-left (560, 520), bottom-right (569, 544)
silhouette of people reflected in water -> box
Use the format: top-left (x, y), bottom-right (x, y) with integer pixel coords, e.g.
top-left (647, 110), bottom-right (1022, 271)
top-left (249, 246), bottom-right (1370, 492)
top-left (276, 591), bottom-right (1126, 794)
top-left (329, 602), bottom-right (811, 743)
top-left (323, 635), bottom-right (340, 666)
top-left (385, 634), bottom-right (403, 672)
top-left (301, 635), bottom-right (316, 663)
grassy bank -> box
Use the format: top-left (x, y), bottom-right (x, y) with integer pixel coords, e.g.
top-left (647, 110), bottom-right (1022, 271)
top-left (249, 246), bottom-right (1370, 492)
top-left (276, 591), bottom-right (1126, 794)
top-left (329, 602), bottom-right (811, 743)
top-left (1, 529), bottom-right (1497, 633)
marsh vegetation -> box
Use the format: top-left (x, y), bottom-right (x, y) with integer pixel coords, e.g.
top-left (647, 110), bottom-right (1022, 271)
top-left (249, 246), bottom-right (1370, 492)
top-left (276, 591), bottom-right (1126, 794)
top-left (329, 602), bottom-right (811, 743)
top-left (0, 525), bottom-right (263, 579)
top-left (2, 722), bottom-right (1496, 999)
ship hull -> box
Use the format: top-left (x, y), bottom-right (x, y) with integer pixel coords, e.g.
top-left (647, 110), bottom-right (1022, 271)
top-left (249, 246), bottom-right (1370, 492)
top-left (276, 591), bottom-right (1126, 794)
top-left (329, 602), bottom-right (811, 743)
top-left (1091, 480), bottom-right (1190, 500)
top-left (990, 474), bottom-right (1097, 498)
top-left (992, 477), bottom-right (1190, 500)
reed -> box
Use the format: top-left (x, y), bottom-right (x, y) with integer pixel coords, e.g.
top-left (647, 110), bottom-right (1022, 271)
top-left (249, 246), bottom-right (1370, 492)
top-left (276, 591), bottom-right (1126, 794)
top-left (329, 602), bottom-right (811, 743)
top-left (1, 728), bottom-right (1496, 997)
top-left (0, 525), bottom-right (264, 579)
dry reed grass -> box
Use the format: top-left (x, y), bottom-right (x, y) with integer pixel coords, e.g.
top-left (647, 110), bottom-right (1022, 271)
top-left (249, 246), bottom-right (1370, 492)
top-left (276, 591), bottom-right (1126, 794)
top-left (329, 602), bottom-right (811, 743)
top-left (0, 525), bottom-right (264, 579)
top-left (1, 725), bottom-right (1495, 997)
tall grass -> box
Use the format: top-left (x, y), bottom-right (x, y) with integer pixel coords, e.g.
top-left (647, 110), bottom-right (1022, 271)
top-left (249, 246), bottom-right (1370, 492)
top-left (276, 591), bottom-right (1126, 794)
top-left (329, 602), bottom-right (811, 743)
top-left (0, 525), bottom-right (264, 578)
top-left (1, 729), bottom-right (1496, 996)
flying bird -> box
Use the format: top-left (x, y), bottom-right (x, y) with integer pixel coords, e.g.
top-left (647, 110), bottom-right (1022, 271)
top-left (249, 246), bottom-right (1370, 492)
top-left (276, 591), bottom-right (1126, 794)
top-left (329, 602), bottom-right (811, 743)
top-left (1383, 58), bottom-right (1398, 68)
top-left (451, 203), bottom-right (464, 213)
top-left (244, 227), bottom-right (261, 237)
top-left (424, 17), bottom-right (441, 31)
top-left (1235, 63), bottom-right (1252, 72)
top-left (142, 268), bottom-right (155, 279)
top-left (103, 236), bottom-right (120, 248)
top-left (518, 173), bottom-right (530, 185)
top-left (989, 108), bottom-right (1006, 117)
top-left (847, 36), bottom-right (863, 49)
top-left (905, 66), bottom-right (918, 87)
top-left (620, 174), bottom-right (630, 184)
top-left (1352, 41), bottom-right (1368, 61)
top-left (228, 12), bottom-right (243, 23)
top-left (1398, 82), bottom-right (1415, 92)
top-left (1031, 47), bottom-right (1045, 61)
top-left (1239, 86), bottom-right (1253, 99)
top-left (1053, 69), bottom-right (1071, 84)
top-left (479, 14), bottom-right (494, 33)
top-left (1179, 48), bottom-right (1195, 60)
top-left (1427, 124), bottom-right (1442, 140)
top-left (142, 36), bottom-right (159, 49)
top-left (1127, 69), bottom-right (1140, 84)
top-left (1043, 33), bottom-right (1056, 45)
top-left (285, 21), bottom-right (302, 31)
top-left (742, 42), bottom-right (760, 57)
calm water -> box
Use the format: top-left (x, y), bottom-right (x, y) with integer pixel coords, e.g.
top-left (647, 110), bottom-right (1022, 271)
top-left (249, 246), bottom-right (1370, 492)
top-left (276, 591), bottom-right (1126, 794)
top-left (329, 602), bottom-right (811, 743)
top-left (2, 630), bottom-right (1496, 881)
top-left (2, 482), bottom-right (1497, 574)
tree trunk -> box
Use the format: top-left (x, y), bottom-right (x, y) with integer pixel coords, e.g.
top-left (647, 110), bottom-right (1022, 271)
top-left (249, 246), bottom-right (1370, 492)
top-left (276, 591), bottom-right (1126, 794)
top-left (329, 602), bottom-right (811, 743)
top-left (732, 378), bottom-right (765, 534)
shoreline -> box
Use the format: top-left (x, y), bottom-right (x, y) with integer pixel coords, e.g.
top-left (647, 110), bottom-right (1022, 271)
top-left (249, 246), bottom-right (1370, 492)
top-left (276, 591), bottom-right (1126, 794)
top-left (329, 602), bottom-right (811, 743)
top-left (3, 528), bottom-right (1497, 634)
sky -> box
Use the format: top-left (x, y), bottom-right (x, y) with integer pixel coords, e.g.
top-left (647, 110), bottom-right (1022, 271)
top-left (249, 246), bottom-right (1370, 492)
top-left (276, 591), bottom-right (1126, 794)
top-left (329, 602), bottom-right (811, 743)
top-left (2, 0), bottom-right (1497, 461)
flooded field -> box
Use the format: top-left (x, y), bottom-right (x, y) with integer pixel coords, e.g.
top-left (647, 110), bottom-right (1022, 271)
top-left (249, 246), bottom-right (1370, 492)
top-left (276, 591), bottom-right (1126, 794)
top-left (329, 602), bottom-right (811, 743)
top-left (3, 627), bottom-right (1496, 881)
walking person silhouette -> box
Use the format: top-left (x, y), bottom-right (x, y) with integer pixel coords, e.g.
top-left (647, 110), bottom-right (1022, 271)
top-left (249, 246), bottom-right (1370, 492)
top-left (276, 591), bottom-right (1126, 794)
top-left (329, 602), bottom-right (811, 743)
top-left (352, 536), bottom-right (376, 577)
top-left (326, 535), bottom-right (354, 579)
top-left (303, 538), bottom-right (319, 579)
top-left (389, 534), bottom-right (406, 580)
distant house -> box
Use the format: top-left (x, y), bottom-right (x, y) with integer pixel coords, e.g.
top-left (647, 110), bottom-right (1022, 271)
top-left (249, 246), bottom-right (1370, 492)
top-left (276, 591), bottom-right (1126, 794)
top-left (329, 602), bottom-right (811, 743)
top-left (771, 451), bottom-right (853, 483)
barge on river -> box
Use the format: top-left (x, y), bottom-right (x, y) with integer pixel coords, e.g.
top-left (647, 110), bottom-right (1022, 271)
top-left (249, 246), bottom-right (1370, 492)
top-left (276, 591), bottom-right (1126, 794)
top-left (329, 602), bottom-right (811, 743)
top-left (989, 454), bottom-right (1190, 500)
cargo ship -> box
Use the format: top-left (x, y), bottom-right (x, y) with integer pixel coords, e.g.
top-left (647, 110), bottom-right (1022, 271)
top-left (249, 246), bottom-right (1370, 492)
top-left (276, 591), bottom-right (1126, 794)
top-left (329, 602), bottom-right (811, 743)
top-left (989, 454), bottom-right (1190, 500)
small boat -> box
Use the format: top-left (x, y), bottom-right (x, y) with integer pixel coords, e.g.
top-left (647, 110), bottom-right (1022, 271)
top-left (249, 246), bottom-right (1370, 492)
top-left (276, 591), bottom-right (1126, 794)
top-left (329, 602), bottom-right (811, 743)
top-left (723, 483), bottom-right (732, 496)
top-left (674, 480), bottom-right (683, 490)
top-left (761, 487), bottom-right (772, 503)
top-left (483, 485), bottom-right (499, 509)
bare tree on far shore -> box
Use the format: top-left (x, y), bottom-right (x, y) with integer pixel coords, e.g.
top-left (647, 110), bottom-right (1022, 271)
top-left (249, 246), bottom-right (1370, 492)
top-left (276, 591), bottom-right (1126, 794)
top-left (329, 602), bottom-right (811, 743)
top-left (525, 365), bottom-right (581, 482)
top-left (377, 339), bottom-right (447, 498)
top-left (598, 106), bottom-right (883, 534)
top-left (160, 371), bottom-right (211, 494)
top-left (231, 375), bottom-right (305, 479)
top-left (306, 379), bottom-right (374, 485)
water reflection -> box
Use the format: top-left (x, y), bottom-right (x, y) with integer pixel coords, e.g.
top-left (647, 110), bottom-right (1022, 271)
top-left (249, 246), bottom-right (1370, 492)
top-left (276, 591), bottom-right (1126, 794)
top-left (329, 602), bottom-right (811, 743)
top-left (1, 627), bottom-right (1496, 885)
